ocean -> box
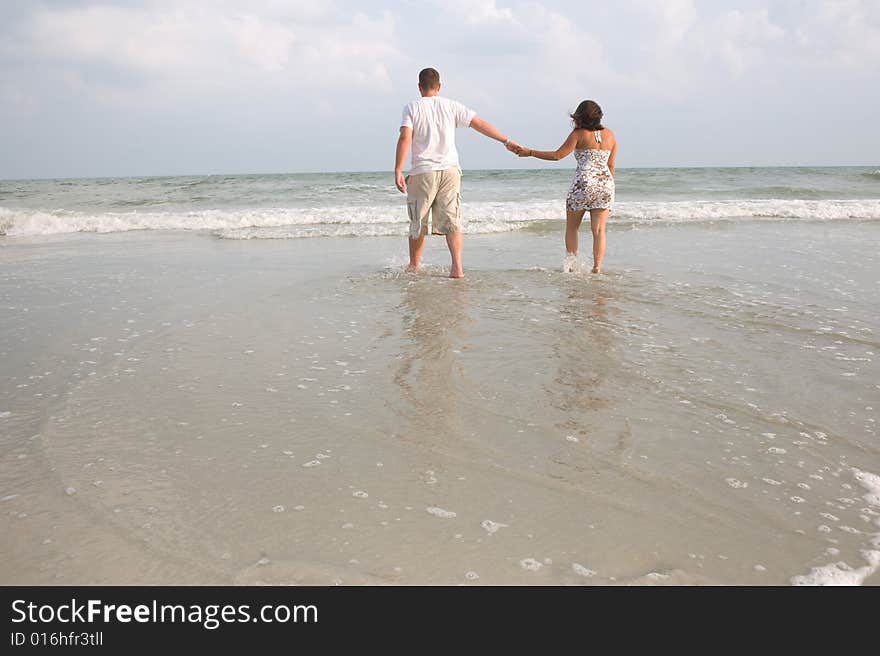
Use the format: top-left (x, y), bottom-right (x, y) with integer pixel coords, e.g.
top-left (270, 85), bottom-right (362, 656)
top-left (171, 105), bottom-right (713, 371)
top-left (1, 166), bottom-right (879, 585)
top-left (2, 166), bottom-right (880, 239)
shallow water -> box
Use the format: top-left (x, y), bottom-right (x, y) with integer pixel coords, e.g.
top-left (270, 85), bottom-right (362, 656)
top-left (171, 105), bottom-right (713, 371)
top-left (1, 223), bottom-right (878, 585)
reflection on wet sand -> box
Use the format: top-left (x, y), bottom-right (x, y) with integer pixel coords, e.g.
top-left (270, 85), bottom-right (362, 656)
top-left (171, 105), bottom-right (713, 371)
top-left (549, 279), bottom-right (616, 444)
top-left (392, 277), bottom-right (472, 447)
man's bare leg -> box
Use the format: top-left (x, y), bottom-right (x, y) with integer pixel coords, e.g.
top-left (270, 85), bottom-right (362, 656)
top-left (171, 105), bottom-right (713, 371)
top-left (407, 235), bottom-right (426, 272)
top-left (589, 209), bottom-right (609, 273)
top-left (445, 232), bottom-right (464, 278)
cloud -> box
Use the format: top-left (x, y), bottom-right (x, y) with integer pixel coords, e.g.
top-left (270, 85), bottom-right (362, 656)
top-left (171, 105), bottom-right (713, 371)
top-left (410, 1), bottom-right (615, 108)
top-left (631, 0), bottom-right (698, 46)
top-left (794, 0), bottom-right (880, 71)
top-left (0, 84), bottom-right (35, 115)
top-left (1, 0), bottom-right (878, 177)
top-left (623, 0), bottom-right (877, 91)
top-left (446, 0), bottom-right (514, 26)
top-left (608, 2), bottom-right (787, 97)
top-left (5, 0), bottom-right (873, 111)
top-left (697, 8), bottom-right (785, 76)
top-left (2, 1), bottom-right (399, 108)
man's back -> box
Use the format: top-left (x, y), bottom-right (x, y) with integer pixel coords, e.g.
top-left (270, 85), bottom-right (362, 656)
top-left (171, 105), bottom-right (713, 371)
top-left (401, 96), bottom-right (475, 176)
top-left (394, 67), bottom-right (512, 278)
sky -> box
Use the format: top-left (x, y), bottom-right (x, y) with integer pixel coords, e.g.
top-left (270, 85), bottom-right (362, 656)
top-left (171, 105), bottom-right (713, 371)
top-left (1, 0), bottom-right (878, 179)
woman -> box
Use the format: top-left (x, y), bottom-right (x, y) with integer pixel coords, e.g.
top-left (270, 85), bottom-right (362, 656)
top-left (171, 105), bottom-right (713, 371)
top-left (515, 100), bottom-right (617, 273)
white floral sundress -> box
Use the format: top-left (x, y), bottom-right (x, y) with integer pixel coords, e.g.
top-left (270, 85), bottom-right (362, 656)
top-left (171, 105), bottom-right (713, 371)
top-left (565, 131), bottom-right (615, 212)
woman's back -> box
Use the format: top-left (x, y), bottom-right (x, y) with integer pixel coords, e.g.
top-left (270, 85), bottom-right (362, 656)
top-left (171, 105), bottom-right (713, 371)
top-left (573, 127), bottom-right (615, 151)
top-left (514, 98), bottom-right (616, 273)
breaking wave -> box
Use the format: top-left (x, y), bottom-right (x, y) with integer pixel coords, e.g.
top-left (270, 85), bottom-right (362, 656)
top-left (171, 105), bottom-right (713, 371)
top-left (2, 199), bottom-right (879, 239)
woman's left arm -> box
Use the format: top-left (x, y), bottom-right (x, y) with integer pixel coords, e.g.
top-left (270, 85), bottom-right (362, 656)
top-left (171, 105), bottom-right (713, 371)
top-left (519, 131), bottom-right (578, 161)
top-left (608, 139), bottom-right (618, 177)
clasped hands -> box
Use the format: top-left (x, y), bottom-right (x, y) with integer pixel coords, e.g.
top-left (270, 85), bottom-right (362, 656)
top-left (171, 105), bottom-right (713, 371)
top-left (504, 140), bottom-right (531, 158)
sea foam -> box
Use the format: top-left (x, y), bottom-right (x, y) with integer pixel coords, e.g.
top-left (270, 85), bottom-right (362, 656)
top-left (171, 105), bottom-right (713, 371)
top-left (2, 198), bottom-right (879, 239)
top-left (790, 468), bottom-right (880, 586)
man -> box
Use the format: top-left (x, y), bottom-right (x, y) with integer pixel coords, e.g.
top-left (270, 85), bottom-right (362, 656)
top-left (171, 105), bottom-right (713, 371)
top-left (394, 68), bottom-right (518, 278)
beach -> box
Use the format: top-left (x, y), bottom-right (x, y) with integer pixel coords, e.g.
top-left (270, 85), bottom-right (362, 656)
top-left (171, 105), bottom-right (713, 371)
top-left (1, 168), bottom-right (879, 585)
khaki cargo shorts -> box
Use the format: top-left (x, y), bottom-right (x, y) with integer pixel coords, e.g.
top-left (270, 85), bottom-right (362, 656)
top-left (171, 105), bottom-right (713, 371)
top-left (406, 168), bottom-right (462, 238)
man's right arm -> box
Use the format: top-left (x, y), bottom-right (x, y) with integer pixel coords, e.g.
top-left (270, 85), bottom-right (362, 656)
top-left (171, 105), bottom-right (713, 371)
top-left (395, 126), bottom-right (412, 193)
top-left (469, 116), bottom-right (509, 145)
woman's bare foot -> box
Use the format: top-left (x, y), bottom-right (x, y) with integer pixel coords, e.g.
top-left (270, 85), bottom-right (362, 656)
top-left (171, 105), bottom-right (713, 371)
top-left (449, 266), bottom-right (464, 279)
top-left (591, 264), bottom-right (601, 274)
top-left (405, 263), bottom-right (421, 273)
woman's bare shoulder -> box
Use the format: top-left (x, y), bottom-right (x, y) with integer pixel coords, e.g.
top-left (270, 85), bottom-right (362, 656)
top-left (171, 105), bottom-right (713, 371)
top-left (570, 128), bottom-right (590, 147)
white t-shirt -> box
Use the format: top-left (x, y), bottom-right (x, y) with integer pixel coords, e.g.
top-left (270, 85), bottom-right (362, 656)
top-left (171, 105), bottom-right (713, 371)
top-left (400, 96), bottom-right (477, 176)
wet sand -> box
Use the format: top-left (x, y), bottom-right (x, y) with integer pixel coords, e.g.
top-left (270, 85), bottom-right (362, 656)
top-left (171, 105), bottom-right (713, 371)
top-left (1, 223), bottom-right (879, 585)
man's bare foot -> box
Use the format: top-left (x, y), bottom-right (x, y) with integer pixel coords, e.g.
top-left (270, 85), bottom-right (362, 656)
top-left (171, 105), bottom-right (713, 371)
top-left (449, 267), bottom-right (464, 279)
top-left (405, 263), bottom-right (420, 273)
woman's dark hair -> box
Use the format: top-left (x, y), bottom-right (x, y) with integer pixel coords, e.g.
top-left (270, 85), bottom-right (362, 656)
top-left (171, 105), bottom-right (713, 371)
top-left (570, 100), bottom-right (604, 131)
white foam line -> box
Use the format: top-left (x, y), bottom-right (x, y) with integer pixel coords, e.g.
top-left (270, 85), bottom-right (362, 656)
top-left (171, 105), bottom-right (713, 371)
top-left (790, 468), bottom-right (880, 586)
top-left (3, 198), bottom-right (879, 237)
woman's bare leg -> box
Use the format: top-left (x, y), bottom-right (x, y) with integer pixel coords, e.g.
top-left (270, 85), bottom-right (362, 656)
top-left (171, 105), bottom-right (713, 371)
top-left (589, 209), bottom-right (609, 273)
top-left (565, 210), bottom-right (585, 256)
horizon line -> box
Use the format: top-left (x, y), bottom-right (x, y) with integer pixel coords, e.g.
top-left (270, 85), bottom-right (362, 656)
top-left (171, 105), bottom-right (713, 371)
top-left (2, 163), bottom-right (878, 184)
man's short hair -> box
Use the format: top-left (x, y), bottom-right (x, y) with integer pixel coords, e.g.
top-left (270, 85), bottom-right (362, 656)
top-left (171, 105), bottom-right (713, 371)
top-left (418, 68), bottom-right (440, 90)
